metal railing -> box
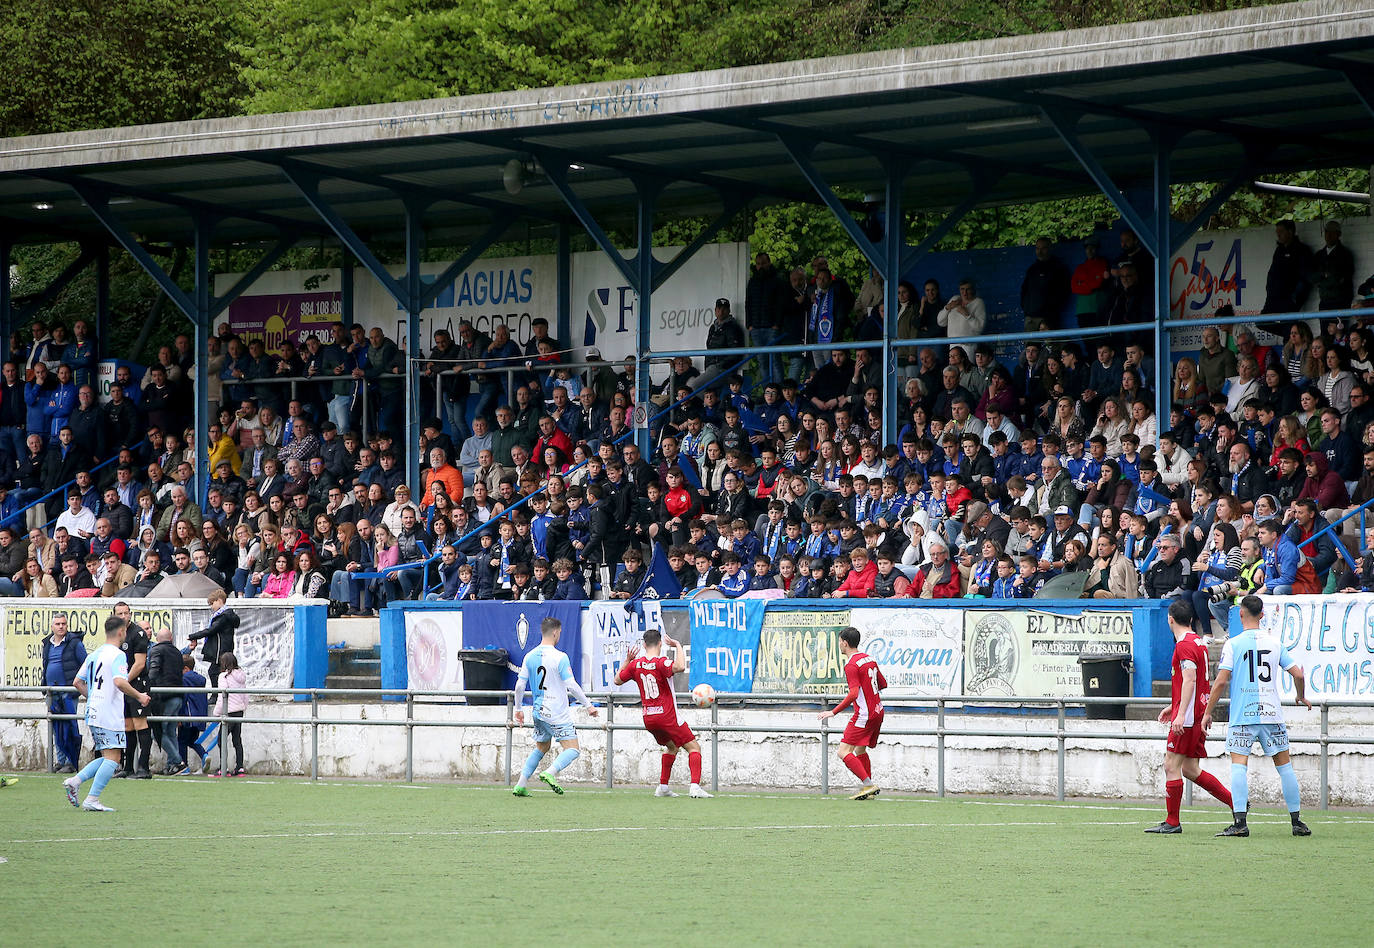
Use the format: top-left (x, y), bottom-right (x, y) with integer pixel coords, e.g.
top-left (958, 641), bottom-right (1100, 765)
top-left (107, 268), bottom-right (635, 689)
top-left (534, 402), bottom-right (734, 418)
top-left (225, 375), bottom-right (371, 442)
top-left (3, 437), bottom-right (150, 533)
top-left (5, 685), bottom-right (1368, 807)
top-left (431, 359), bottom-right (622, 421)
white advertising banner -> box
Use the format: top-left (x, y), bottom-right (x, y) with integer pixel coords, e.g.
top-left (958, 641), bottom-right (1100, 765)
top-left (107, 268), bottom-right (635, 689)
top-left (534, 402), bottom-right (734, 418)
top-left (584, 600), bottom-right (662, 695)
top-left (404, 611), bottom-right (464, 693)
top-left (1256, 594), bottom-right (1374, 698)
top-left (217, 241), bottom-right (749, 366)
top-left (855, 608), bottom-right (964, 698)
top-left (1167, 217), bottom-right (1374, 350)
top-left (963, 609), bottom-right (1133, 698)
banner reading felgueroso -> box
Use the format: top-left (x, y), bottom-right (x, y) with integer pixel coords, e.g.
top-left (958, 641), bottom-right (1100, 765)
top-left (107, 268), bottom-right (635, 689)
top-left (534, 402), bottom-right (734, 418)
top-left (1255, 594), bottom-right (1374, 698)
top-left (963, 610), bottom-right (1132, 698)
top-left (3, 601), bottom-right (295, 692)
top-left (217, 242), bottom-right (749, 366)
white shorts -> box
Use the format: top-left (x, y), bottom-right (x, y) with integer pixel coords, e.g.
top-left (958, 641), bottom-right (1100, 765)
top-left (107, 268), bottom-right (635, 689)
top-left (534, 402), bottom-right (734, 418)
top-left (89, 726), bottom-right (126, 752)
top-left (1227, 722), bottom-right (1290, 757)
top-left (533, 717), bottom-right (576, 743)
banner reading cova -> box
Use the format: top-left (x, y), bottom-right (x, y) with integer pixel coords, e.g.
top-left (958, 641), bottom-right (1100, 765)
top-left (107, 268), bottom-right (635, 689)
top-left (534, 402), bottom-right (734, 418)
top-left (687, 598), bottom-right (763, 693)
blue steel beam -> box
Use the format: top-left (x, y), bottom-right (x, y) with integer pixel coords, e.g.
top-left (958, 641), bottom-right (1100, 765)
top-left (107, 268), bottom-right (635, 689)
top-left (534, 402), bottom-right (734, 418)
top-left (417, 216), bottom-right (511, 310)
top-left (209, 233), bottom-right (299, 318)
top-left (556, 223), bottom-right (572, 346)
top-left (777, 136), bottom-right (884, 274)
top-left (901, 187), bottom-right (988, 275)
top-left (1040, 109), bottom-right (1157, 248)
top-left (12, 244), bottom-right (97, 322)
top-left (544, 160), bottom-right (640, 292)
top-left (651, 192), bottom-right (749, 291)
top-left (341, 259), bottom-right (355, 329)
top-left (1170, 155), bottom-right (1266, 251)
top-left (192, 215), bottom-right (214, 493)
top-left (69, 183), bottom-right (198, 322)
top-left (1152, 133), bottom-right (1175, 443)
top-left (881, 158), bottom-right (905, 445)
top-left (95, 246), bottom-right (109, 362)
top-left (404, 198), bottom-right (426, 494)
top-left (278, 160), bottom-right (410, 311)
top-left (0, 241), bottom-right (10, 362)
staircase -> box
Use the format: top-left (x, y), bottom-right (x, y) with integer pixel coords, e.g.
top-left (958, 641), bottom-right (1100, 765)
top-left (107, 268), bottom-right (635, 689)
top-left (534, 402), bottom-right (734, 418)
top-left (325, 645), bottom-right (382, 699)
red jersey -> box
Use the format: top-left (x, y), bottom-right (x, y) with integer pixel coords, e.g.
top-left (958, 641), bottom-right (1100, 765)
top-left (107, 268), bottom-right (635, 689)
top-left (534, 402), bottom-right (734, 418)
top-left (1169, 633), bottom-right (1211, 727)
top-left (619, 656), bottom-right (681, 727)
top-left (843, 652), bottom-right (886, 726)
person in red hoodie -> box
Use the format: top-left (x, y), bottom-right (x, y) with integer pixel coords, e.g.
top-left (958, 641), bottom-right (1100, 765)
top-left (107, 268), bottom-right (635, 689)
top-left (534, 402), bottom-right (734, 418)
top-left (831, 547), bottom-right (878, 598)
top-left (532, 415), bottom-right (573, 463)
top-left (1298, 451), bottom-right (1349, 521)
top-left (909, 541), bottom-right (962, 598)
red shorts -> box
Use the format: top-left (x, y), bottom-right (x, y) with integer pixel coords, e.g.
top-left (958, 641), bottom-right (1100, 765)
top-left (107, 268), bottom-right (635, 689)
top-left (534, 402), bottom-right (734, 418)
top-left (842, 711), bottom-right (884, 748)
top-left (646, 721), bottom-right (696, 749)
top-left (1166, 723), bottom-right (1209, 759)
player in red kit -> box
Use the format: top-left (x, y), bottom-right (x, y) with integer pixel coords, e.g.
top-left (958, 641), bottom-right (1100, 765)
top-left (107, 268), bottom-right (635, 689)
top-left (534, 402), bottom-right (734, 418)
top-left (818, 626), bottom-right (885, 800)
top-left (614, 628), bottom-right (712, 798)
top-left (1145, 599), bottom-right (1233, 833)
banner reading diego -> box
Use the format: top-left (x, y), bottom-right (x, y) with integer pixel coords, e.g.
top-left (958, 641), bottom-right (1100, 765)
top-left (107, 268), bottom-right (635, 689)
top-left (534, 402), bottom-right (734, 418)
top-left (855, 608), bottom-right (963, 697)
top-left (753, 607), bottom-right (847, 695)
top-left (1257, 594), bottom-right (1374, 697)
top-left (4, 603), bottom-right (173, 688)
top-left (586, 601), bottom-right (663, 695)
top-left (687, 598), bottom-right (764, 693)
top-left (461, 601), bottom-right (583, 690)
top-left (963, 609), bottom-right (1132, 698)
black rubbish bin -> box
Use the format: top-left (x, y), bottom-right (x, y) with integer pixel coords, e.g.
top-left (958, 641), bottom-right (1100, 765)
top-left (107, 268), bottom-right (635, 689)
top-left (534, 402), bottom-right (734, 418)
top-left (458, 649), bottom-right (510, 705)
top-left (1078, 653), bottom-right (1131, 720)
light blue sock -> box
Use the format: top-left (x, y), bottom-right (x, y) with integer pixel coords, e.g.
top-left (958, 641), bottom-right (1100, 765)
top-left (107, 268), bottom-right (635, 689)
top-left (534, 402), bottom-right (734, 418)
top-left (1231, 762), bottom-right (1249, 817)
top-left (522, 750), bottom-right (545, 779)
top-left (75, 757), bottom-right (103, 785)
top-left (89, 758), bottom-right (117, 799)
top-left (1276, 762), bottom-right (1302, 813)
top-left (550, 747), bottom-right (580, 775)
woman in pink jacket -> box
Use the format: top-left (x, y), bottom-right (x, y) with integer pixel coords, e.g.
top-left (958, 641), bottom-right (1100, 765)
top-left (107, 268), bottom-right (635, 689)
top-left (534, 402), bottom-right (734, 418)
top-left (212, 652), bottom-right (248, 777)
top-left (259, 553), bottom-right (296, 599)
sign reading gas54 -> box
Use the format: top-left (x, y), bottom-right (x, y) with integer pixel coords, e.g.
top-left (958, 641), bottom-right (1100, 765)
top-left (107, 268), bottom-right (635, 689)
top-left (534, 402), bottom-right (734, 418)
top-left (1172, 237), bottom-right (1247, 316)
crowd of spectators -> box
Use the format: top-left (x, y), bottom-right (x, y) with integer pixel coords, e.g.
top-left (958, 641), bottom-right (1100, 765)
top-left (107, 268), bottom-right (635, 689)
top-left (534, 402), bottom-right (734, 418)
top-left (6, 219), bottom-right (1374, 635)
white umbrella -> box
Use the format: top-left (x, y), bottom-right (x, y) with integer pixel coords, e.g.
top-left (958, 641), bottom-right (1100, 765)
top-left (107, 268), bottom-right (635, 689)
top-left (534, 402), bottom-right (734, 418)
top-left (147, 572), bottom-right (224, 599)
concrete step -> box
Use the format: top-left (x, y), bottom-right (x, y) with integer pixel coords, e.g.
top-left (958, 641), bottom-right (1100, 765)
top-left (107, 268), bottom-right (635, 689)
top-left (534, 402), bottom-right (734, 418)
top-left (328, 647), bottom-right (381, 677)
top-left (323, 673), bottom-right (382, 696)
top-left (328, 616), bottom-right (380, 649)
top-left (1125, 703), bottom-right (1160, 721)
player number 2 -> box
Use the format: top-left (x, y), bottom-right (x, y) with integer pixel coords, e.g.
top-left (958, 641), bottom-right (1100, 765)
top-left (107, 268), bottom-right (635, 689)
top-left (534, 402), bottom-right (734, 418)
top-left (1242, 649), bottom-right (1272, 683)
top-left (643, 675), bottom-right (659, 699)
top-left (536, 666), bottom-right (547, 690)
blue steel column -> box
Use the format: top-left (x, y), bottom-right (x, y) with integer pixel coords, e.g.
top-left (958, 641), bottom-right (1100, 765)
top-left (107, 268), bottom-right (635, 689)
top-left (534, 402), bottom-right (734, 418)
top-left (95, 246), bottom-right (109, 363)
top-left (1152, 137), bottom-right (1174, 448)
top-left (193, 216), bottom-right (214, 493)
top-left (881, 160), bottom-right (906, 445)
top-left (634, 186), bottom-right (658, 458)
top-left (404, 199), bottom-right (426, 490)
top-left (556, 223), bottom-right (572, 347)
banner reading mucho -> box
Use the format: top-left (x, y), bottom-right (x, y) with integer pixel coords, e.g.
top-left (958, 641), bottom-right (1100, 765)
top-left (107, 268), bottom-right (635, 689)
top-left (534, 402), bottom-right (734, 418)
top-left (687, 598), bottom-right (764, 693)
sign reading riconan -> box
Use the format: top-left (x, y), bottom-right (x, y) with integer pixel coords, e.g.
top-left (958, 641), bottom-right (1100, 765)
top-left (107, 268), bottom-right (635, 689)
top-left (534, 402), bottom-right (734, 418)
top-left (963, 610), bottom-right (1132, 698)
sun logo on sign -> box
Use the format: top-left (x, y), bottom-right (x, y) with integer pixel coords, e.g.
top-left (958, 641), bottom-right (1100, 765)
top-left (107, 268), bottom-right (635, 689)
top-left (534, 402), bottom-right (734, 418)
top-left (516, 613), bottom-right (530, 649)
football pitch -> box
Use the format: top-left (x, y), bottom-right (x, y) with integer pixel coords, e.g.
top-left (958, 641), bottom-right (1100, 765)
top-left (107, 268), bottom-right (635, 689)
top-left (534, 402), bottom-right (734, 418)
top-left (1, 775), bottom-right (1369, 947)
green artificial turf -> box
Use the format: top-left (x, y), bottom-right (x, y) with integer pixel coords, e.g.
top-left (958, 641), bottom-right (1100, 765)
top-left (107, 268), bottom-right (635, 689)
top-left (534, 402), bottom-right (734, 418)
top-left (0, 773), bottom-right (1367, 946)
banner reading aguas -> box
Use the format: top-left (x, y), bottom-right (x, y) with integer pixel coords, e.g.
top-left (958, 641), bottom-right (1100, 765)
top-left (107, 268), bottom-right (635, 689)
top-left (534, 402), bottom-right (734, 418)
top-left (963, 609), bottom-right (1132, 698)
top-left (1256, 594), bottom-right (1374, 698)
top-left (687, 598), bottom-right (764, 693)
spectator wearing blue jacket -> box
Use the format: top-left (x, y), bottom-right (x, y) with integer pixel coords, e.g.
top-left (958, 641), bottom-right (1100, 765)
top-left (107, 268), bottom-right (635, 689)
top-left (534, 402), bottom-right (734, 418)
top-left (23, 361), bottom-right (55, 437)
top-left (41, 615), bottom-right (87, 771)
top-left (425, 545), bottom-right (463, 600)
top-left (43, 364), bottom-right (77, 443)
top-left (550, 557), bottom-right (586, 600)
top-left (1257, 518), bottom-right (1316, 595)
top-left (60, 320), bottom-right (97, 388)
top-left (178, 654), bottom-right (210, 775)
top-left (1314, 407), bottom-right (1359, 483)
top-left (714, 553), bottom-right (751, 598)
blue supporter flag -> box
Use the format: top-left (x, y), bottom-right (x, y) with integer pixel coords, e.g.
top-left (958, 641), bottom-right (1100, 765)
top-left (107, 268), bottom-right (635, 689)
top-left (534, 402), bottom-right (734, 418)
top-left (676, 457), bottom-right (701, 490)
top-left (641, 543), bottom-right (683, 601)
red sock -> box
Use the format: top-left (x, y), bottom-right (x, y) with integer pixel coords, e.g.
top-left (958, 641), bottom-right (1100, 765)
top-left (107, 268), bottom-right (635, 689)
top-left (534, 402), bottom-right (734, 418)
top-left (660, 753), bottom-right (676, 785)
top-left (1191, 769), bottom-right (1233, 808)
top-left (857, 754), bottom-right (872, 782)
top-left (842, 753), bottom-right (866, 781)
top-left (688, 751), bottom-right (702, 784)
top-left (1165, 779), bottom-right (1184, 826)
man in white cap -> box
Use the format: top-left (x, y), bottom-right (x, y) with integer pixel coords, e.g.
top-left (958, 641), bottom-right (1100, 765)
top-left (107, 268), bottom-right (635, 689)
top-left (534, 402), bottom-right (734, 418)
top-left (1311, 219), bottom-right (1354, 311)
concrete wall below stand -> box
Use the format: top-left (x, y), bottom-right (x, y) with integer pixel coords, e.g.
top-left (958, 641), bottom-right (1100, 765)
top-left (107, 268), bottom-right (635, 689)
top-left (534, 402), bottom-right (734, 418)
top-left (4, 701), bottom-right (1373, 806)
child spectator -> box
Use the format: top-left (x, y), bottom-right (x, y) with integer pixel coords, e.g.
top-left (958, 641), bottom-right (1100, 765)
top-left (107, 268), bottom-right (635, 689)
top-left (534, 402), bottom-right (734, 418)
top-left (177, 653), bottom-right (209, 776)
top-left (212, 652), bottom-right (247, 778)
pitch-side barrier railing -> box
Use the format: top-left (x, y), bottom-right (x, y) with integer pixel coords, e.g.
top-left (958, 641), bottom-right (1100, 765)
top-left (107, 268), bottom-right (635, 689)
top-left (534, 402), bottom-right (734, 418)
top-left (5, 686), bottom-right (1371, 808)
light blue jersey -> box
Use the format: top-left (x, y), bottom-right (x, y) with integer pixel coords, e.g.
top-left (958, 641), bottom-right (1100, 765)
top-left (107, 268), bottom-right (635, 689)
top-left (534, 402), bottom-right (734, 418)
top-left (518, 644), bottom-right (582, 727)
top-left (1219, 628), bottom-right (1294, 727)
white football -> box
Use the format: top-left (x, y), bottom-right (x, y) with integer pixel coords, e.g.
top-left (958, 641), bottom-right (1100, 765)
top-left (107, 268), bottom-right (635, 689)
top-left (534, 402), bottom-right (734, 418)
top-left (691, 683), bottom-right (716, 708)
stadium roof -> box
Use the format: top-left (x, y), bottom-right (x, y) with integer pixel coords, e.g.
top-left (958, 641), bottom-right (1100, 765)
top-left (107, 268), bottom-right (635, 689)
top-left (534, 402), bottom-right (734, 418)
top-left (2, 0), bottom-right (1373, 249)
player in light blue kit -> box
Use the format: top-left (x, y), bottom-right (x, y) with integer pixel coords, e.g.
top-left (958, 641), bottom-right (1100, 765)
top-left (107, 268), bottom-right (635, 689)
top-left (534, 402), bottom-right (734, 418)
top-left (62, 616), bottom-right (151, 812)
top-left (1202, 595), bottom-right (1312, 838)
top-left (512, 616), bottom-right (598, 796)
